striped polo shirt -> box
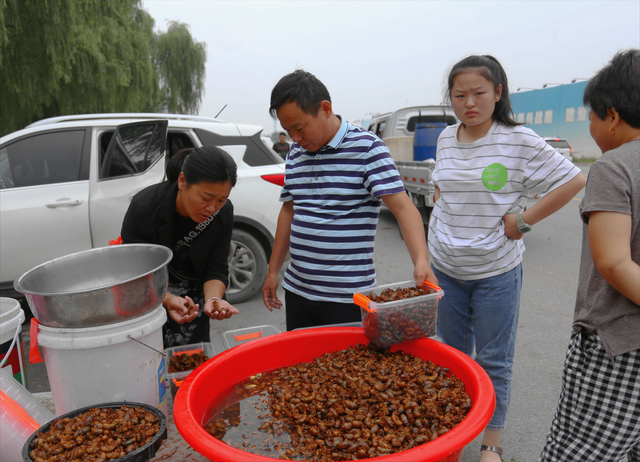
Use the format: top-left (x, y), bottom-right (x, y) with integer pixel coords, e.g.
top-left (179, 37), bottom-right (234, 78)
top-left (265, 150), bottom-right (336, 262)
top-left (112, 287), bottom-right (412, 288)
top-left (428, 121), bottom-right (581, 280)
top-left (280, 117), bottom-right (405, 302)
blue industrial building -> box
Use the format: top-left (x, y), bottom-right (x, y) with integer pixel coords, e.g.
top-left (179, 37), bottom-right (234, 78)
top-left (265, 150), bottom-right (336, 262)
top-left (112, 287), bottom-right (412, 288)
top-left (511, 81), bottom-right (600, 160)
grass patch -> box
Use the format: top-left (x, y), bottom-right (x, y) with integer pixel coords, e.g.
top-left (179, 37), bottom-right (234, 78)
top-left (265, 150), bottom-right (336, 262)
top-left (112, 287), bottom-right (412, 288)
top-left (574, 157), bottom-right (598, 163)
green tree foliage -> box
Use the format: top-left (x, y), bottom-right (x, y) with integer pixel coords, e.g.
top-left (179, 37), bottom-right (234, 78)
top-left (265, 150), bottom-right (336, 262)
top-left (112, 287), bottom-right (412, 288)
top-left (155, 21), bottom-right (206, 114)
top-left (0, 0), bottom-right (80, 132)
top-left (53, 1), bottom-right (160, 116)
top-left (0, 0), bottom-right (207, 137)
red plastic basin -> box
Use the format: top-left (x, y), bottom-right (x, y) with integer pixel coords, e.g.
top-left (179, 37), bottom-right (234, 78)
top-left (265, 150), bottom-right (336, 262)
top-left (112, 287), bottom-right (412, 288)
top-left (174, 327), bottom-right (495, 462)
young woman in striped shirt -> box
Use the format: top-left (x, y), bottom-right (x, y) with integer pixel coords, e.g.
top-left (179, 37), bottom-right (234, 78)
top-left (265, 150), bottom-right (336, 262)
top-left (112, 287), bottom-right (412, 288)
top-left (428, 55), bottom-right (586, 462)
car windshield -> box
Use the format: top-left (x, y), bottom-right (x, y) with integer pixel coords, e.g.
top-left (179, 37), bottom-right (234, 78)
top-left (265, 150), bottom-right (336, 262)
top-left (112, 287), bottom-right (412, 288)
top-left (547, 140), bottom-right (569, 149)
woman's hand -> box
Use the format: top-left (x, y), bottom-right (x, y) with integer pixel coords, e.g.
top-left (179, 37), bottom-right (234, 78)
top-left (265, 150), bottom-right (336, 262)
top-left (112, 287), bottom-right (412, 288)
top-left (503, 214), bottom-right (524, 240)
top-left (204, 298), bottom-right (239, 321)
top-left (163, 294), bottom-right (199, 324)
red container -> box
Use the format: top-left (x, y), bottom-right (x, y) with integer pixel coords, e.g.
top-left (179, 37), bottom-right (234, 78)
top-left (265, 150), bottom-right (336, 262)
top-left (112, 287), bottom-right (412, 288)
top-left (174, 327), bottom-right (495, 462)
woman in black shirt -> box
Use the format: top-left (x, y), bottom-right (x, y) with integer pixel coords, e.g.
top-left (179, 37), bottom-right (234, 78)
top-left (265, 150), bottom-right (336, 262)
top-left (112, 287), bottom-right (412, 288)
top-left (121, 146), bottom-right (239, 347)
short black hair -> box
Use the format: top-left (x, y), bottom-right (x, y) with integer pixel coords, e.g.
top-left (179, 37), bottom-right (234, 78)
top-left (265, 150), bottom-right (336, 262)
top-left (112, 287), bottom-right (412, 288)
top-left (583, 49), bottom-right (640, 128)
top-left (445, 55), bottom-right (520, 127)
top-left (269, 70), bottom-right (331, 118)
top-left (279, 132), bottom-right (286, 137)
top-left (166, 146), bottom-right (237, 186)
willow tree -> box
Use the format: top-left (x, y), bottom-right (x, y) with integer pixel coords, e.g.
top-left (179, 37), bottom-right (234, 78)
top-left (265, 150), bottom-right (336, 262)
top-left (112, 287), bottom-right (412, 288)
top-left (0, 0), bottom-right (82, 133)
top-left (0, 0), bottom-right (207, 137)
top-left (52, 1), bottom-right (160, 116)
top-left (155, 21), bottom-right (206, 115)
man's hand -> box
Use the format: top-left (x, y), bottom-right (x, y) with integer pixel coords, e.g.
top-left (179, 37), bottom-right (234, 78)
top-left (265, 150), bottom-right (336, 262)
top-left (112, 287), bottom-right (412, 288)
top-left (382, 192), bottom-right (436, 289)
top-left (261, 201), bottom-right (293, 312)
top-left (262, 273), bottom-right (283, 312)
top-left (414, 261), bottom-right (439, 288)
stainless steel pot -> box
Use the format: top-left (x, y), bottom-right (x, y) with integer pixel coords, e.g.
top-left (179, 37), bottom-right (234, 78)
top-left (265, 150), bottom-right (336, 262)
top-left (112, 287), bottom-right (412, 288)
top-left (14, 244), bottom-right (172, 328)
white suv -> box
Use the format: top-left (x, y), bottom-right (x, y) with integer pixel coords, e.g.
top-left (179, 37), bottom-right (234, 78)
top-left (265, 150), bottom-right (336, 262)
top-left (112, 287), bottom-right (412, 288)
top-left (0, 114), bottom-right (285, 303)
top-left (543, 137), bottom-right (573, 161)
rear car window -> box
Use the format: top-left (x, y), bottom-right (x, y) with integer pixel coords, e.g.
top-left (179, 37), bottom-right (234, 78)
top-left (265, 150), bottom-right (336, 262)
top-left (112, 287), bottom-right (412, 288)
top-left (194, 129), bottom-right (282, 167)
top-left (546, 140), bottom-right (570, 149)
top-left (100, 121), bottom-right (167, 179)
top-left (167, 131), bottom-right (197, 158)
top-left (0, 130), bottom-right (85, 189)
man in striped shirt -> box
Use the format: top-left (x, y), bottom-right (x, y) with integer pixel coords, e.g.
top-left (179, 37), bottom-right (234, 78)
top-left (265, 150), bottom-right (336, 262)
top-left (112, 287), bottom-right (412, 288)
top-left (261, 70), bottom-right (437, 330)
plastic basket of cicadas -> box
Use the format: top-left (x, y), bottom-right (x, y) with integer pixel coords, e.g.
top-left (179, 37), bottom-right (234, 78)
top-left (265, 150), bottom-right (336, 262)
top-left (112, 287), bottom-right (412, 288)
top-left (165, 342), bottom-right (215, 398)
top-left (353, 280), bottom-right (443, 347)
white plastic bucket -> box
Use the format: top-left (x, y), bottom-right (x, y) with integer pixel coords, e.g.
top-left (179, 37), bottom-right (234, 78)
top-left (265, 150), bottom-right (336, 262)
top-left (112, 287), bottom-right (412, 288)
top-left (37, 305), bottom-right (168, 417)
top-left (0, 367), bottom-right (55, 462)
top-left (0, 298), bottom-right (27, 387)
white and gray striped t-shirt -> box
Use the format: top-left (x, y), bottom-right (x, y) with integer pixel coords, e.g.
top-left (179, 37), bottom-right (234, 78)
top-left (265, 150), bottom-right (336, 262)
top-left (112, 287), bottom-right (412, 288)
top-left (428, 121), bottom-right (581, 280)
top-left (280, 118), bottom-right (405, 302)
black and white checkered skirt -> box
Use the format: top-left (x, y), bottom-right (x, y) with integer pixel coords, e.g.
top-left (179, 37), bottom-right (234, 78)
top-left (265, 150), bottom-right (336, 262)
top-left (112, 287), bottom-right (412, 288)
top-left (539, 331), bottom-right (640, 461)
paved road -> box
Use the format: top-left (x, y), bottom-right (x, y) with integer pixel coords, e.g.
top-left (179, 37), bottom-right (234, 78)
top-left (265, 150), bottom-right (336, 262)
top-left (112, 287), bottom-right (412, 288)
top-left (19, 164), bottom-right (591, 462)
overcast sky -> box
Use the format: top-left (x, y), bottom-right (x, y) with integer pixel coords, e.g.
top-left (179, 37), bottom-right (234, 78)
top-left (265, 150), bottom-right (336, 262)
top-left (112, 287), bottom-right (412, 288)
top-left (142, 0), bottom-right (640, 135)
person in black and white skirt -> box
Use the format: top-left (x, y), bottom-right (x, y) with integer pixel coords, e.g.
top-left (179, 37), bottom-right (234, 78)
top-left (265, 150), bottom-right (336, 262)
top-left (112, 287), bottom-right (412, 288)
top-left (539, 49), bottom-right (640, 462)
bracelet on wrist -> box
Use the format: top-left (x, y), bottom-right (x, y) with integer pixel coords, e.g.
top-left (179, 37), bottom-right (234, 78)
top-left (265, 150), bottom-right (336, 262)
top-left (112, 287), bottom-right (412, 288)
top-left (206, 296), bottom-right (221, 303)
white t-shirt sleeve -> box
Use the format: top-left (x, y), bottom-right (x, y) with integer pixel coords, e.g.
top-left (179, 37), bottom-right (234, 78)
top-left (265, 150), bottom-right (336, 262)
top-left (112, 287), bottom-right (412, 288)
top-left (521, 129), bottom-right (581, 198)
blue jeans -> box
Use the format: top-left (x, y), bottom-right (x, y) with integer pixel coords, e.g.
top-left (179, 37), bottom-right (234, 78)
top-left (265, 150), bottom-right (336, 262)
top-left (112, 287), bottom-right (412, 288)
top-left (433, 264), bottom-right (522, 431)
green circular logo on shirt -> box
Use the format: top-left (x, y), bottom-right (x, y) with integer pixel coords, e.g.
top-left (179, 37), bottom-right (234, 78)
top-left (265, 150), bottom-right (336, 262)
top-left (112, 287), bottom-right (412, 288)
top-left (482, 163), bottom-right (508, 191)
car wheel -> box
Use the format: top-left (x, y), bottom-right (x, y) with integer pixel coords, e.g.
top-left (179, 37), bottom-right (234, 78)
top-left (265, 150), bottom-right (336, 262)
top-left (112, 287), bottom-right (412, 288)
top-left (226, 229), bottom-right (268, 304)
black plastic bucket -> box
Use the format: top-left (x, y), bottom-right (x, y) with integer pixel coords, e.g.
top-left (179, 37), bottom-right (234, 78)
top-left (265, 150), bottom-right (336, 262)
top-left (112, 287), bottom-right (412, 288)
top-left (22, 401), bottom-right (167, 462)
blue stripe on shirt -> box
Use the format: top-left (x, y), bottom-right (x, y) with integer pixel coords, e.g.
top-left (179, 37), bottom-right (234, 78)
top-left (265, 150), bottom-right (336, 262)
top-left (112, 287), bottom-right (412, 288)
top-left (280, 119), bottom-right (404, 302)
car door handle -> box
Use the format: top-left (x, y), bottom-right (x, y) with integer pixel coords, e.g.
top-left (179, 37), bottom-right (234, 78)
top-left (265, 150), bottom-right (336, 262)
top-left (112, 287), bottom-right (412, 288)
top-left (45, 199), bottom-right (83, 208)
